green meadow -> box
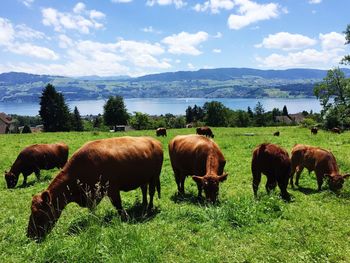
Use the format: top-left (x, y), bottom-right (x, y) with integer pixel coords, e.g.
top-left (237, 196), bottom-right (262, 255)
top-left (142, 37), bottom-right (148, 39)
top-left (1, 127), bottom-right (350, 262)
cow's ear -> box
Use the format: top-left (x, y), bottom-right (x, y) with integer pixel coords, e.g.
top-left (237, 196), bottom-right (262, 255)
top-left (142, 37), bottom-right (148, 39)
top-left (218, 173), bottom-right (228, 182)
top-left (192, 176), bottom-right (203, 184)
top-left (343, 173), bottom-right (350, 179)
top-left (41, 191), bottom-right (51, 204)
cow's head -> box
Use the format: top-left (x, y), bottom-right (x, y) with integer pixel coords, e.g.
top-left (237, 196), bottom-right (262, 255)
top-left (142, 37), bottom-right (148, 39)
top-left (27, 191), bottom-right (57, 240)
top-left (325, 173), bottom-right (350, 191)
top-left (4, 171), bottom-right (18, 188)
top-left (192, 173), bottom-right (228, 203)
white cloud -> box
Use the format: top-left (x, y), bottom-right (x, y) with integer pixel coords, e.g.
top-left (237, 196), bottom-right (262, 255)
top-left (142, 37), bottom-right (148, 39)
top-left (228, 0), bottom-right (282, 30)
top-left (142, 26), bottom-right (162, 34)
top-left (162, 31), bottom-right (209, 55)
top-left (7, 43), bottom-right (59, 60)
top-left (255, 32), bottom-right (317, 50)
top-left (256, 32), bottom-right (347, 69)
top-left (213, 32), bottom-right (223, 38)
top-left (0, 18), bottom-right (15, 45)
top-left (16, 24), bottom-right (46, 40)
top-left (319, 32), bottom-right (345, 51)
top-left (22, 0), bottom-right (34, 7)
top-left (194, 0), bottom-right (235, 14)
top-left (187, 63), bottom-right (195, 69)
top-left (58, 34), bottom-right (73, 48)
top-left (309, 0), bottom-right (322, 4)
top-left (213, 48), bottom-right (221, 53)
top-left (42, 4), bottom-right (105, 34)
top-left (111, 0), bottom-right (133, 2)
top-left (0, 17), bottom-right (58, 60)
top-left (146, 0), bottom-right (187, 9)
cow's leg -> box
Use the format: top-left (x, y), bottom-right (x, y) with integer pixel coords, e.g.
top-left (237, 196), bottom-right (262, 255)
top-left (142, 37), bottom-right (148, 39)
top-left (141, 184), bottom-right (148, 210)
top-left (173, 168), bottom-right (183, 195)
top-left (316, 173), bottom-right (323, 191)
top-left (180, 175), bottom-right (186, 195)
top-left (290, 164), bottom-right (296, 188)
top-left (278, 178), bottom-right (290, 201)
top-left (22, 173), bottom-right (29, 186)
top-left (265, 175), bottom-right (277, 194)
top-left (196, 182), bottom-right (203, 199)
top-left (252, 170), bottom-right (262, 198)
top-left (148, 180), bottom-right (156, 211)
top-left (34, 169), bottom-right (40, 181)
top-left (295, 166), bottom-right (303, 187)
top-left (108, 189), bottom-right (127, 219)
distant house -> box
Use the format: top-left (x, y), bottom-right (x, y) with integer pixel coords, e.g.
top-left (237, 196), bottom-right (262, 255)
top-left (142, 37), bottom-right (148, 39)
top-left (0, 112), bottom-right (15, 134)
top-left (276, 113), bottom-right (305, 125)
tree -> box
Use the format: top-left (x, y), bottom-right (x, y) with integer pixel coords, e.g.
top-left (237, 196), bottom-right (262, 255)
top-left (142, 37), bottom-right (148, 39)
top-left (103, 96), bottom-right (129, 127)
top-left (314, 68), bottom-right (350, 129)
top-left (93, 115), bottom-right (103, 128)
top-left (341, 24), bottom-right (350, 64)
top-left (254, 101), bottom-right (266, 127)
top-left (129, 112), bottom-right (151, 130)
top-left (72, 106), bottom-right (84, 131)
top-left (282, 105), bottom-right (289, 116)
top-left (203, 101), bottom-right (229, 127)
top-left (247, 106), bottom-right (254, 118)
top-left (39, 84), bottom-right (71, 132)
top-left (185, 106), bottom-right (193, 123)
top-left (22, 125), bottom-right (32, 133)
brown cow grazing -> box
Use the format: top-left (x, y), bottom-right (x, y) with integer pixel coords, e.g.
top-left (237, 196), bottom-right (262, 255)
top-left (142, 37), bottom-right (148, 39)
top-left (290, 144), bottom-right (350, 191)
top-left (4, 143), bottom-right (68, 188)
top-left (251, 143), bottom-right (291, 201)
top-left (196, 126), bottom-right (214, 138)
top-left (156, 127), bottom-right (167, 137)
top-left (168, 135), bottom-right (227, 203)
top-left (331, 127), bottom-right (341, 134)
top-left (273, 131), bottom-right (280, 136)
top-left (27, 137), bottom-right (163, 240)
top-left (311, 127), bottom-right (318, 135)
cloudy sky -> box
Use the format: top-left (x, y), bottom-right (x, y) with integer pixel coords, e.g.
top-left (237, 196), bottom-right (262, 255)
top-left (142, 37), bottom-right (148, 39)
top-left (0, 0), bottom-right (349, 77)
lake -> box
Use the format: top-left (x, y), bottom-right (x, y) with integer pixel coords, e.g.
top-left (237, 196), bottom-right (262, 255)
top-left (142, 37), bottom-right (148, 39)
top-left (0, 98), bottom-right (321, 116)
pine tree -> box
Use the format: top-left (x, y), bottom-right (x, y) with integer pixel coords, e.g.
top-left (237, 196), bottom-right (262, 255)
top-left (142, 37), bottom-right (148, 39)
top-left (39, 84), bottom-right (71, 132)
top-left (72, 106), bottom-right (84, 131)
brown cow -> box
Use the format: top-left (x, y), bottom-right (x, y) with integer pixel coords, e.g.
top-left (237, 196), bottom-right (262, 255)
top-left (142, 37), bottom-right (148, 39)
top-left (196, 126), bottom-right (214, 138)
top-left (290, 144), bottom-right (350, 191)
top-left (156, 127), bottom-right (167, 137)
top-left (311, 127), bottom-right (318, 135)
top-left (4, 143), bottom-right (68, 188)
top-left (273, 131), bottom-right (280, 136)
top-left (27, 136), bottom-right (163, 240)
top-left (331, 127), bottom-right (341, 134)
top-left (251, 143), bottom-right (291, 201)
top-left (168, 135), bottom-right (227, 203)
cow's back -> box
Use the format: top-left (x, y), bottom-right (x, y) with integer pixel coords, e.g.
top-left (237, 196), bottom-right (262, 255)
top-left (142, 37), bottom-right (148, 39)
top-left (169, 135), bottom-right (223, 176)
top-left (64, 137), bottom-right (163, 191)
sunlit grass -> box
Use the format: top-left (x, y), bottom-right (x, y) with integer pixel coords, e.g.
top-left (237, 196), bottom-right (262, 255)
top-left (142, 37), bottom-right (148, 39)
top-left (0, 127), bottom-right (349, 262)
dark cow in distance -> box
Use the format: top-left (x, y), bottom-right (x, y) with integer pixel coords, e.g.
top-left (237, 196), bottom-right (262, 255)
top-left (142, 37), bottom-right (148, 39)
top-left (5, 143), bottom-right (68, 188)
top-left (156, 127), bottom-right (167, 137)
top-left (311, 127), bottom-right (318, 135)
top-left (168, 135), bottom-right (227, 203)
top-left (331, 127), bottom-right (341, 134)
top-left (290, 144), bottom-right (350, 191)
top-left (196, 126), bottom-right (214, 138)
top-left (27, 136), bottom-right (163, 240)
top-left (251, 143), bottom-right (291, 201)
top-left (273, 131), bottom-right (280, 136)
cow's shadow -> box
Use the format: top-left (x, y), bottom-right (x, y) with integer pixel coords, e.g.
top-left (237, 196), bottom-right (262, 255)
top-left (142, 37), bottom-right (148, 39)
top-left (67, 203), bottom-right (159, 235)
top-left (292, 186), bottom-right (319, 195)
top-left (170, 192), bottom-right (206, 205)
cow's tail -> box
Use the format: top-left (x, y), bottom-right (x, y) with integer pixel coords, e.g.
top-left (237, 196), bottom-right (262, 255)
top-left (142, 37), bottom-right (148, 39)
top-left (156, 176), bottom-right (161, 199)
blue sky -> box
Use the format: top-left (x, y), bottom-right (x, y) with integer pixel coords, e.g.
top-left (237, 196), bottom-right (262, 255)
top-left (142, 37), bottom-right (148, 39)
top-left (0, 0), bottom-right (349, 76)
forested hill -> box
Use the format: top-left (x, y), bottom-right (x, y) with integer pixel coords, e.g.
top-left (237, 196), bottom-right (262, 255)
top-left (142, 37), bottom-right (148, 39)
top-left (135, 68), bottom-right (350, 82)
top-left (0, 67), bottom-right (349, 102)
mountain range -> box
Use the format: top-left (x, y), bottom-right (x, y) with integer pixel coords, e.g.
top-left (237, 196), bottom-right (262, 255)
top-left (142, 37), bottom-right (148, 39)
top-left (0, 67), bottom-right (349, 102)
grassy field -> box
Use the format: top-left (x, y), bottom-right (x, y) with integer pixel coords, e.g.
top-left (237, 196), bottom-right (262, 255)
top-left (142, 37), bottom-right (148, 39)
top-left (1, 127), bottom-right (350, 262)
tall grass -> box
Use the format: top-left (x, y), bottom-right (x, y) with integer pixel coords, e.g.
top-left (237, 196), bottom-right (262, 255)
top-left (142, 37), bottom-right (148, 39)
top-left (0, 127), bottom-right (349, 262)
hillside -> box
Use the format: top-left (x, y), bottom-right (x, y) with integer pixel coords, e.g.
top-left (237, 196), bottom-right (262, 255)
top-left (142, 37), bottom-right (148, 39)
top-left (1, 68), bottom-right (349, 102)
